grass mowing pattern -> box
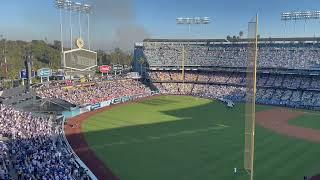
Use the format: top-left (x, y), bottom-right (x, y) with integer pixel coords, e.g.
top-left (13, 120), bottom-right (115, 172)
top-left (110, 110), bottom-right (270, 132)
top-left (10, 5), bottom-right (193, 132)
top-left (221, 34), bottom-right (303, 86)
top-left (288, 112), bottom-right (320, 130)
top-left (82, 96), bottom-right (320, 180)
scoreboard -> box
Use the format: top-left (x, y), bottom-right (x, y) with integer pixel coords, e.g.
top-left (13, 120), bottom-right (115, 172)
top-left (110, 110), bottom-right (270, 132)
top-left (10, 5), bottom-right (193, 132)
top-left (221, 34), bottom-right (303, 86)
top-left (63, 49), bottom-right (97, 71)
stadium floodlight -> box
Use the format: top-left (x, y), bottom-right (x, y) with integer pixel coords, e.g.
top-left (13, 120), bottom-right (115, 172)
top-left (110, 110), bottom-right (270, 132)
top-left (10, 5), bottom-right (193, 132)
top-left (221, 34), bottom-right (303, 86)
top-left (281, 11), bottom-right (320, 21)
top-left (202, 17), bottom-right (211, 24)
top-left (54, 0), bottom-right (66, 53)
top-left (176, 17), bottom-right (211, 33)
top-left (65, 0), bottom-right (74, 49)
top-left (176, 17), bottom-right (211, 25)
top-left (83, 4), bottom-right (92, 50)
top-left (74, 2), bottom-right (83, 39)
top-left (55, 0), bottom-right (65, 9)
top-left (176, 17), bottom-right (184, 24)
top-left (73, 2), bottom-right (82, 11)
top-left (83, 4), bottom-right (92, 14)
top-left (54, 0), bottom-right (93, 50)
top-left (65, 0), bottom-right (75, 11)
top-left (281, 10), bottom-right (320, 35)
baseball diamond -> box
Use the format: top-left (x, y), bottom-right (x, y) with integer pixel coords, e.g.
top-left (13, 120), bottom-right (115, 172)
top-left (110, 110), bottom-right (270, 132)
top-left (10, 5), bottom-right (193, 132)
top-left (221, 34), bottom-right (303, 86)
top-left (65, 95), bottom-right (320, 180)
top-left (2, 1), bottom-right (320, 180)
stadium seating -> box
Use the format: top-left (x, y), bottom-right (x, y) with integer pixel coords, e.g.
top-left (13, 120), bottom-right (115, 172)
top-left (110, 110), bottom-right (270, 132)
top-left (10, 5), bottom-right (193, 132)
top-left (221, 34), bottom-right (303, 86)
top-left (149, 71), bottom-right (320, 110)
top-left (143, 42), bottom-right (320, 70)
top-left (0, 77), bottom-right (152, 179)
top-left (0, 104), bottom-right (89, 179)
top-left (36, 78), bottom-right (151, 106)
top-left (139, 40), bottom-right (320, 110)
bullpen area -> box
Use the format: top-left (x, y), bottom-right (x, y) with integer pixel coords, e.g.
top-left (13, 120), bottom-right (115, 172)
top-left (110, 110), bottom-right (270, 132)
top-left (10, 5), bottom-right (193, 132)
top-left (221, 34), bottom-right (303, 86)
top-left (66, 95), bottom-right (320, 180)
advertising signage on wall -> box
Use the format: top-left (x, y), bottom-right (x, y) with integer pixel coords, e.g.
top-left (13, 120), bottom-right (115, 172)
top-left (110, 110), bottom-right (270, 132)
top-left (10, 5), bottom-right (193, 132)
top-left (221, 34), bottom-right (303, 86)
top-left (37, 68), bottom-right (52, 77)
top-left (20, 69), bottom-right (36, 79)
top-left (90, 103), bottom-right (101, 111)
top-left (99, 65), bottom-right (112, 73)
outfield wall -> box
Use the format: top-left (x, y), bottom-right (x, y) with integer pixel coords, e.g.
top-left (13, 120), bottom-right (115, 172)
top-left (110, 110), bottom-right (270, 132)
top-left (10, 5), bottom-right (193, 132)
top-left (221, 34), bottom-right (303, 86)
top-left (62, 90), bottom-right (160, 120)
top-left (61, 90), bottom-right (160, 179)
top-left (60, 116), bottom-right (98, 180)
top-left (157, 89), bottom-right (320, 111)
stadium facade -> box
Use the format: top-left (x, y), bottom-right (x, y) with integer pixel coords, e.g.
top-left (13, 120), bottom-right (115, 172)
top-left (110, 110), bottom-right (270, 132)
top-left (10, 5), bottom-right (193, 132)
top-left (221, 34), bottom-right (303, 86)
top-left (133, 37), bottom-right (320, 110)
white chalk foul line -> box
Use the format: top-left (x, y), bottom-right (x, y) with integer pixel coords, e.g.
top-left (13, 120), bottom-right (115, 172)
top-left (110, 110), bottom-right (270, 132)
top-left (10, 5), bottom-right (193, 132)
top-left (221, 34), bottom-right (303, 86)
top-left (303, 111), bottom-right (320, 116)
top-left (216, 124), bottom-right (229, 128)
top-left (96, 124), bottom-right (229, 148)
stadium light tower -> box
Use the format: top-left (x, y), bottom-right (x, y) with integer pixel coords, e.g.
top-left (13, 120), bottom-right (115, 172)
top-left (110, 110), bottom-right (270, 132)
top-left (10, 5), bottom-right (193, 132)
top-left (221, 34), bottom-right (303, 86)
top-left (176, 17), bottom-right (211, 33)
top-left (281, 10), bottom-right (320, 36)
top-left (54, 0), bottom-right (93, 50)
top-left (74, 2), bottom-right (83, 39)
top-left (54, 0), bottom-right (66, 53)
top-left (176, 17), bottom-right (211, 81)
top-left (83, 4), bottom-right (92, 50)
top-left (65, 0), bottom-right (74, 49)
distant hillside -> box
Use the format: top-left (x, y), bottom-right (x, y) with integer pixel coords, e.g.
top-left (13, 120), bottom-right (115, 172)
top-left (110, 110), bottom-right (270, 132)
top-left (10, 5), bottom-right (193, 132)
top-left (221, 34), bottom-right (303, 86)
top-left (0, 40), bottom-right (61, 79)
top-left (0, 40), bottom-right (133, 79)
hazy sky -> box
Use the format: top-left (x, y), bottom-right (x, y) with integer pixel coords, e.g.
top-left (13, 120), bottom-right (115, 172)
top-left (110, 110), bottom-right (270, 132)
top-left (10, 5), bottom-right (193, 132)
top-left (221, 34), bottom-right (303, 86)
top-left (1, 0), bottom-right (320, 50)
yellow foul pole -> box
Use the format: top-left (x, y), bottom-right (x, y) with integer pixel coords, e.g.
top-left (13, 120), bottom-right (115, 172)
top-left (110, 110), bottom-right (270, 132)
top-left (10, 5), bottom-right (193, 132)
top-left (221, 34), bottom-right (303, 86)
top-left (182, 45), bottom-right (185, 93)
top-left (250, 13), bottom-right (258, 180)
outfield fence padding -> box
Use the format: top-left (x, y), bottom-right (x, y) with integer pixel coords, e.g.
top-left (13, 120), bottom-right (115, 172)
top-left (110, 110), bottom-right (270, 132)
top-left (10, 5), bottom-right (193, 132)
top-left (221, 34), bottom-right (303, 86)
top-left (60, 91), bottom-right (160, 179)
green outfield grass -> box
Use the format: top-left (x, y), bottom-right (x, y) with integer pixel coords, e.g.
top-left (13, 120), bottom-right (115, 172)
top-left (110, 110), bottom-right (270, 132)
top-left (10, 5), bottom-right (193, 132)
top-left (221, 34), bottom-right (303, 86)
top-left (288, 112), bottom-right (320, 130)
top-left (82, 96), bottom-right (320, 180)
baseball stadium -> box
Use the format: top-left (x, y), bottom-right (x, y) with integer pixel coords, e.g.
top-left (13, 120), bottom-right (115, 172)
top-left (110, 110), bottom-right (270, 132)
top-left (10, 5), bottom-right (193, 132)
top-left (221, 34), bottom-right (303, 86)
top-left (1, 0), bottom-right (320, 180)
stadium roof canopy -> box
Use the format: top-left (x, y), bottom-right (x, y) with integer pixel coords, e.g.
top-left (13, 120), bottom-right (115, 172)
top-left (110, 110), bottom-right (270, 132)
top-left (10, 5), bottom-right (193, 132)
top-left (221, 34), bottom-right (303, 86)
top-left (143, 37), bottom-right (320, 43)
top-left (144, 38), bottom-right (227, 42)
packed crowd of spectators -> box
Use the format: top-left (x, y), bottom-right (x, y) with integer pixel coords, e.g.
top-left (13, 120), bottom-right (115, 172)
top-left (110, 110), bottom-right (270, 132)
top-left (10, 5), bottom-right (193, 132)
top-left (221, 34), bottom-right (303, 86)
top-left (149, 71), bottom-right (320, 109)
top-left (149, 71), bottom-right (320, 89)
top-left (0, 75), bottom-right (155, 180)
top-left (36, 78), bottom-right (152, 106)
top-left (0, 104), bottom-right (89, 179)
top-left (143, 42), bottom-right (320, 70)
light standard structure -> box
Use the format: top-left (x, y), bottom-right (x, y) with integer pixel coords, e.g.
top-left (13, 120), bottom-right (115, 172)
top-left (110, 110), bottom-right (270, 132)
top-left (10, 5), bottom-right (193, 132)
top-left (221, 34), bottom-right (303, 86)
top-left (83, 4), bottom-right (92, 50)
top-left (176, 17), bottom-right (211, 33)
top-left (54, 0), bottom-right (65, 53)
top-left (281, 10), bottom-right (320, 36)
top-left (176, 17), bottom-right (211, 82)
top-left (54, 0), bottom-right (93, 50)
top-left (53, 0), bottom-right (97, 80)
top-left (74, 2), bottom-right (83, 39)
top-left (65, 0), bottom-right (74, 49)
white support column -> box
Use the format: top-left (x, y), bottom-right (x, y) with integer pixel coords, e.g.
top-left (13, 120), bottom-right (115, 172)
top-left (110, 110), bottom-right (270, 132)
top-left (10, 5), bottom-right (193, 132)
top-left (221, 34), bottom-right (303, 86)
top-left (70, 9), bottom-right (73, 49)
top-left (87, 13), bottom-right (90, 50)
top-left (60, 8), bottom-right (64, 53)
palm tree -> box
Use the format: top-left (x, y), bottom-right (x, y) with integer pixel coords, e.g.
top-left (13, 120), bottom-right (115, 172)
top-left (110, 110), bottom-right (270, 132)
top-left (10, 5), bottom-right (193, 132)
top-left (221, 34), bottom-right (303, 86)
top-left (138, 57), bottom-right (145, 75)
top-left (226, 35), bottom-right (231, 41)
top-left (239, 31), bottom-right (244, 39)
top-left (257, 34), bottom-right (261, 39)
